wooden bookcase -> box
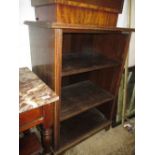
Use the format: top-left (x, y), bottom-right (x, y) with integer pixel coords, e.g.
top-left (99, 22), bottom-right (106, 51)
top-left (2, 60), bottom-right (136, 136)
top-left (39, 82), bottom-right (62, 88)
top-left (25, 0), bottom-right (134, 154)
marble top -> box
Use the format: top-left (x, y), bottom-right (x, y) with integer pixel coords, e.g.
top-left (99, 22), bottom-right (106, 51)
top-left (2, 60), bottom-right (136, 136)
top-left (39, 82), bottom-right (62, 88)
top-left (19, 67), bottom-right (59, 113)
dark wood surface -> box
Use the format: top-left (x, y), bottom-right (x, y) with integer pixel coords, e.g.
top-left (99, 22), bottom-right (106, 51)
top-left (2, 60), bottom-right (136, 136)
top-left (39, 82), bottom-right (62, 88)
top-left (62, 52), bottom-right (119, 77)
top-left (28, 26), bottom-right (63, 149)
top-left (56, 108), bottom-right (111, 153)
top-left (19, 133), bottom-right (43, 155)
top-left (26, 0), bottom-right (134, 150)
top-left (27, 25), bottom-right (133, 152)
top-left (61, 80), bottom-right (114, 121)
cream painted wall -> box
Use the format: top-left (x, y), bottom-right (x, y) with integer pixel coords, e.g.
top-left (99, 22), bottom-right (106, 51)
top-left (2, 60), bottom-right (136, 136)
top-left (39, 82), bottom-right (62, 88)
top-left (129, 0), bottom-right (135, 67)
top-left (117, 0), bottom-right (135, 67)
top-left (19, 0), bottom-right (35, 69)
top-left (19, 0), bottom-right (135, 68)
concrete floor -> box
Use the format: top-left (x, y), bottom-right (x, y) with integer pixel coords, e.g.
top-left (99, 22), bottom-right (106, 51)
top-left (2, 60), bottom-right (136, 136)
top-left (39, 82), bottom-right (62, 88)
top-left (62, 124), bottom-right (135, 155)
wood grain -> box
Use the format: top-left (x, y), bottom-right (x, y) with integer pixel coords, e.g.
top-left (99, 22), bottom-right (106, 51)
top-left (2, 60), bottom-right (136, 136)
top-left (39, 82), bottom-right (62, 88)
top-left (25, 22), bottom-right (135, 32)
top-left (31, 0), bottom-right (124, 13)
top-left (53, 29), bottom-right (63, 150)
top-left (34, 5), bottom-right (118, 26)
top-left (19, 108), bottom-right (43, 127)
top-left (28, 26), bottom-right (63, 150)
top-left (56, 4), bottom-right (118, 26)
top-left (32, 0), bottom-right (124, 26)
top-left (61, 81), bottom-right (114, 121)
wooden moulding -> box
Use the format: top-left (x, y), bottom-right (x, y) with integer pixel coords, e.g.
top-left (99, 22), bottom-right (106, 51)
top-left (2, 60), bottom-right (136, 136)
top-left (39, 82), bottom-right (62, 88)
top-left (32, 0), bottom-right (124, 26)
top-left (24, 22), bottom-right (135, 33)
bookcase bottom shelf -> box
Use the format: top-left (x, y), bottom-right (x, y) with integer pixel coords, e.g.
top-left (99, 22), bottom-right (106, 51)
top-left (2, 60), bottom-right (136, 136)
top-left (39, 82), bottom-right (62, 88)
top-left (55, 108), bottom-right (111, 154)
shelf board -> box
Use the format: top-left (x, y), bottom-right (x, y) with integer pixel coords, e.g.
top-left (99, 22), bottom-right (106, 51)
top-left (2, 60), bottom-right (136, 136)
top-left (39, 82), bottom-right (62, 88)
top-left (62, 52), bottom-right (119, 77)
top-left (61, 80), bottom-right (114, 121)
top-left (56, 109), bottom-right (111, 154)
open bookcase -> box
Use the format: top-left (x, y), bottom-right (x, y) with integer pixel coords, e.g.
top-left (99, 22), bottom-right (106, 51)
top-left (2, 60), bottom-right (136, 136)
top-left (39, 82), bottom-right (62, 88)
top-left (25, 0), bottom-right (134, 154)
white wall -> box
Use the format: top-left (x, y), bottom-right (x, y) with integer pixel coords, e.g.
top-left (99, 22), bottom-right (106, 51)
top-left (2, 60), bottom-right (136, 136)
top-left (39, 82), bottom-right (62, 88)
top-left (117, 0), bottom-right (135, 67)
top-left (19, 0), bottom-right (135, 68)
top-left (117, 0), bottom-right (129, 27)
top-left (19, 0), bottom-right (35, 69)
top-left (129, 0), bottom-right (135, 67)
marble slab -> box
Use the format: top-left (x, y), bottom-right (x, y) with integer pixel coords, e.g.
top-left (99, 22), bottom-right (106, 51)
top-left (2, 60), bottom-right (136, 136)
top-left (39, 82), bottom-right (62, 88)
top-left (19, 67), bottom-right (59, 113)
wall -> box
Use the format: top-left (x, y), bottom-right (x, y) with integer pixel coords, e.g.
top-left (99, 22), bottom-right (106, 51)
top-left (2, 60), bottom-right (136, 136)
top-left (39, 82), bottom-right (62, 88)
top-left (129, 0), bottom-right (135, 67)
top-left (117, 0), bottom-right (135, 67)
top-left (19, 0), bottom-right (135, 68)
top-left (19, 0), bottom-right (35, 69)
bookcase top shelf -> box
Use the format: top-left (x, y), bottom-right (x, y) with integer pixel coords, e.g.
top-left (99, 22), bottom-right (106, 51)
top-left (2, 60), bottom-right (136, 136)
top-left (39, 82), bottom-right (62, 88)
top-left (25, 22), bottom-right (135, 33)
top-left (62, 52), bottom-right (120, 77)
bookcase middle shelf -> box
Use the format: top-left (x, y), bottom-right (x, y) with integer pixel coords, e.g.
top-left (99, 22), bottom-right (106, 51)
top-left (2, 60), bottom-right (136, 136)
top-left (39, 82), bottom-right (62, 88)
top-left (60, 80), bottom-right (114, 121)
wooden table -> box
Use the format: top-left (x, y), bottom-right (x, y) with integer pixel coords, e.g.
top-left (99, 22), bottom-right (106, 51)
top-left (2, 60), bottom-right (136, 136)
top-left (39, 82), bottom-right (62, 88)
top-left (19, 67), bottom-right (59, 154)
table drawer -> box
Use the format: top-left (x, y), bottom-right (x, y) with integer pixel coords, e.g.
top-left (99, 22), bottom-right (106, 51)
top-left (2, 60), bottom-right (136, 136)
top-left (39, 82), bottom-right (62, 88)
top-left (19, 108), bottom-right (43, 132)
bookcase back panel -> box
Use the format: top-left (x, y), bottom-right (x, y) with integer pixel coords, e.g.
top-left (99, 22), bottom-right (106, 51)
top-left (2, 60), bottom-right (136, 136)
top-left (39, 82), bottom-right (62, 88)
top-left (90, 68), bottom-right (117, 94)
top-left (92, 33), bottom-right (130, 62)
top-left (62, 68), bottom-right (117, 95)
top-left (63, 33), bottom-right (130, 63)
top-left (62, 32), bottom-right (131, 96)
top-left (63, 34), bottom-right (93, 54)
top-left (62, 73), bottom-right (90, 87)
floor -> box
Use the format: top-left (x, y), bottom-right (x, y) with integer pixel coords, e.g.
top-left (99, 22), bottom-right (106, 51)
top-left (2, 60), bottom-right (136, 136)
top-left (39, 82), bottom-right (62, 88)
top-left (30, 119), bottom-right (134, 155)
top-left (62, 123), bottom-right (135, 155)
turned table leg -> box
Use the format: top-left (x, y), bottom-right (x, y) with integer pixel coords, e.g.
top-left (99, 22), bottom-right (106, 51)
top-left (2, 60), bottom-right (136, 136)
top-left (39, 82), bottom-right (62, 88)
top-left (42, 128), bottom-right (52, 154)
top-left (42, 104), bottom-right (55, 154)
